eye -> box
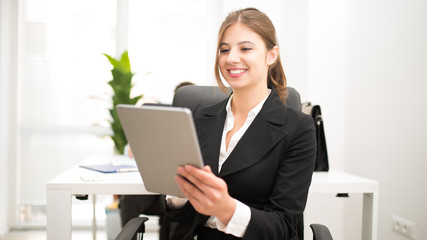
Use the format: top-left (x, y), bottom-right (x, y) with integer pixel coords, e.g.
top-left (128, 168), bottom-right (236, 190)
top-left (242, 47), bottom-right (252, 51)
top-left (220, 49), bottom-right (229, 54)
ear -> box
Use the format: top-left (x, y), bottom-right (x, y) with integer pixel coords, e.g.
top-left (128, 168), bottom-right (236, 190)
top-left (267, 46), bottom-right (279, 65)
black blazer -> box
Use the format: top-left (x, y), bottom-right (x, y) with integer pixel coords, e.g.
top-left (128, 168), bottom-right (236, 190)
top-left (161, 89), bottom-right (316, 240)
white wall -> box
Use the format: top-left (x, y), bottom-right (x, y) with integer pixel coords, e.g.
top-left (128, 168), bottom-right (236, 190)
top-left (0, 0), bottom-right (18, 235)
top-left (0, 16), bottom-right (9, 235)
top-left (306, 0), bottom-right (427, 239)
top-left (304, 0), bottom-right (349, 238)
top-left (344, 0), bottom-right (427, 239)
top-left (0, 0), bottom-right (9, 235)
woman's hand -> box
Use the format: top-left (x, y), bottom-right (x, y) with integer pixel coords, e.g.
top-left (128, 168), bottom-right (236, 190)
top-left (175, 165), bottom-right (236, 225)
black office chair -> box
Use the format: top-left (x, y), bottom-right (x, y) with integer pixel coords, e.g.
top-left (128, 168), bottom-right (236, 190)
top-left (116, 85), bottom-right (333, 240)
top-left (310, 224), bottom-right (334, 240)
top-left (115, 217), bottom-right (149, 240)
top-left (172, 85), bottom-right (301, 112)
top-left (116, 221), bottom-right (333, 240)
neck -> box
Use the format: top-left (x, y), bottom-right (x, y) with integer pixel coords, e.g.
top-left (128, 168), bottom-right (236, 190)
top-left (231, 86), bottom-right (269, 115)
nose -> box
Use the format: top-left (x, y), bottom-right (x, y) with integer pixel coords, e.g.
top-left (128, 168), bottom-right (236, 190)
top-left (226, 48), bottom-right (240, 64)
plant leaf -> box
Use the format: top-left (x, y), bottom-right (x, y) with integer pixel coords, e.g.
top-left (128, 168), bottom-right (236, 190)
top-left (118, 51), bottom-right (131, 73)
top-left (103, 50), bottom-right (142, 154)
top-left (103, 53), bottom-right (118, 68)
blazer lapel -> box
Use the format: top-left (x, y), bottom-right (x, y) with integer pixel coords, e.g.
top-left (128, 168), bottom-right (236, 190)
top-left (194, 99), bottom-right (228, 176)
top-left (219, 91), bottom-right (288, 177)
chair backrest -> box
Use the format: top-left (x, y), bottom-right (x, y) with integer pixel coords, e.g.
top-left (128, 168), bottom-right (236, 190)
top-left (172, 85), bottom-right (301, 111)
top-left (310, 224), bottom-right (334, 240)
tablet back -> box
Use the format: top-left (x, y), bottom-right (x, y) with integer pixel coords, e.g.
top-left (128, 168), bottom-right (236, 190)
top-left (117, 104), bottom-right (204, 197)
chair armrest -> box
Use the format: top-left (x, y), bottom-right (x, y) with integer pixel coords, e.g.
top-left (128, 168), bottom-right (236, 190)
top-left (310, 223), bottom-right (333, 240)
top-left (115, 217), bottom-right (149, 240)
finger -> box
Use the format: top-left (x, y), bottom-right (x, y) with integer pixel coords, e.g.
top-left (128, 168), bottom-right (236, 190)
top-left (203, 165), bottom-right (212, 173)
top-left (175, 175), bottom-right (199, 199)
top-left (180, 170), bottom-right (216, 196)
top-left (176, 170), bottom-right (229, 217)
top-left (176, 175), bottom-right (210, 209)
top-left (176, 175), bottom-right (212, 214)
top-left (178, 165), bottom-right (227, 207)
top-left (184, 165), bottom-right (224, 190)
top-left (184, 165), bottom-right (214, 184)
top-left (175, 175), bottom-right (192, 198)
top-left (175, 174), bottom-right (207, 197)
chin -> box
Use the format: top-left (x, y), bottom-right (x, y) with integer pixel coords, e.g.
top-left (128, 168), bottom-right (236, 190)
top-left (225, 79), bottom-right (247, 90)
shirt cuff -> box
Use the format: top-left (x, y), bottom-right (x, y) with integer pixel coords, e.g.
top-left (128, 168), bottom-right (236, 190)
top-left (207, 199), bottom-right (251, 237)
top-left (165, 195), bottom-right (188, 209)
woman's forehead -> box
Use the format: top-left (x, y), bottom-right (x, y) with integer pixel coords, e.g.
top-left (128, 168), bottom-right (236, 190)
top-left (221, 23), bottom-right (264, 45)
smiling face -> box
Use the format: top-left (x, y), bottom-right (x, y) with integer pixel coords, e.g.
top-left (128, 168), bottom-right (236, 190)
top-left (218, 23), bottom-right (278, 92)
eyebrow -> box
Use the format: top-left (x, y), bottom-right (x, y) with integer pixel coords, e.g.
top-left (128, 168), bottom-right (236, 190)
top-left (219, 41), bottom-right (255, 47)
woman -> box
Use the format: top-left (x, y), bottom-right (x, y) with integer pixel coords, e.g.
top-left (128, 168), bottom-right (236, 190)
top-left (162, 8), bottom-right (316, 240)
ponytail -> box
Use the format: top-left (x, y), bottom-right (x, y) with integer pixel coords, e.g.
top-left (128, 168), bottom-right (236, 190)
top-left (268, 57), bottom-right (287, 103)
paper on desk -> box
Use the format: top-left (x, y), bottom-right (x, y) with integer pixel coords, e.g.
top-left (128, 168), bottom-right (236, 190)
top-left (79, 155), bottom-right (138, 173)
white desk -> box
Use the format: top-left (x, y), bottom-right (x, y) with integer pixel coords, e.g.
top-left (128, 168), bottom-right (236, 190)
top-left (47, 167), bottom-right (378, 240)
top-left (309, 171), bottom-right (379, 240)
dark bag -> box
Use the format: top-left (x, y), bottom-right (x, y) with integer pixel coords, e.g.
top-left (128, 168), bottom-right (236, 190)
top-left (302, 102), bottom-right (329, 171)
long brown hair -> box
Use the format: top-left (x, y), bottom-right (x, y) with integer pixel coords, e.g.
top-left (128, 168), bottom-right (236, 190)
top-left (214, 8), bottom-right (288, 103)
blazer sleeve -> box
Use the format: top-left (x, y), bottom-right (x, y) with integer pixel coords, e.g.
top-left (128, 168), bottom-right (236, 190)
top-left (243, 113), bottom-right (316, 240)
top-left (159, 194), bottom-right (197, 223)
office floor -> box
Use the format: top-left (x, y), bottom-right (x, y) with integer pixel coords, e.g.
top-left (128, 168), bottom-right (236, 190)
top-left (0, 200), bottom-right (162, 240)
top-left (1, 229), bottom-right (160, 240)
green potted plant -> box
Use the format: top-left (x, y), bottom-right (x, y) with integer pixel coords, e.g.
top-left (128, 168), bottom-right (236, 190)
top-left (104, 51), bottom-right (142, 154)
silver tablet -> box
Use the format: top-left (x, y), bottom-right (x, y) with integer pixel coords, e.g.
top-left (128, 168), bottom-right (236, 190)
top-left (117, 104), bottom-right (204, 197)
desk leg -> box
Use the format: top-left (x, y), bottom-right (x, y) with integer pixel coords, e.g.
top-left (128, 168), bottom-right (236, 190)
top-left (362, 191), bottom-right (379, 240)
top-left (92, 194), bottom-right (97, 240)
top-left (47, 189), bottom-right (72, 240)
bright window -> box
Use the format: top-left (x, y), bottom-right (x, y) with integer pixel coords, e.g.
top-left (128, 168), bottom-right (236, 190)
top-left (18, 0), bottom-right (117, 220)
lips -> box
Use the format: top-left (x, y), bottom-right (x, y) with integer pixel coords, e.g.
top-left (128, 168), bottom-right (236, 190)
top-left (227, 68), bottom-right (247, 78)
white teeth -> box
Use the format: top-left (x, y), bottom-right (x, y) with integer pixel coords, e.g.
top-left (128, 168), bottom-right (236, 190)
top-left (230, 69), bottom-right (247, 74)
